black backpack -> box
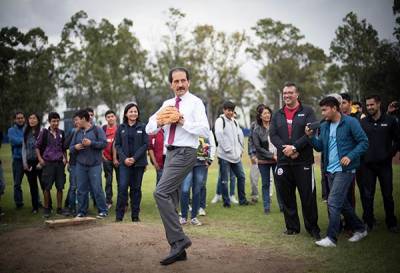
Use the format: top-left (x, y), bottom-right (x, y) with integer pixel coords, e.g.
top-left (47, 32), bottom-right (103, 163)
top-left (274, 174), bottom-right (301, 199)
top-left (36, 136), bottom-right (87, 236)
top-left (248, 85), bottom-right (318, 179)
top-left (39, 128), bottom-right (65, 156)
top-left (212, 117), bottom-right (238, 147)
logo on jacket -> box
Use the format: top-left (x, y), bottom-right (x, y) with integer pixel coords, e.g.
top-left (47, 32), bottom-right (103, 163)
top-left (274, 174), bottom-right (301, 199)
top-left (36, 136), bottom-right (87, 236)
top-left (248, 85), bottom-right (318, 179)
top-left (277, 168), bottom-right (283, 176)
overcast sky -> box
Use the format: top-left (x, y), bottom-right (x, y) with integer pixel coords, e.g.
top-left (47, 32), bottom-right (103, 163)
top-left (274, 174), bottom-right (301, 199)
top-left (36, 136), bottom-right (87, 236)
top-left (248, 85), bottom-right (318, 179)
top-left (0, 0), bottom-right (396, 51)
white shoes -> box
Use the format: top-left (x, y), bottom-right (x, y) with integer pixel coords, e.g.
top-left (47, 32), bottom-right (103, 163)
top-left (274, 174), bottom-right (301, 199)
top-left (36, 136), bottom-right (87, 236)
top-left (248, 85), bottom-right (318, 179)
top-left (179, 217), bottom-right (187, 225)
top-left (198, 208), bottom-right (206, 216)
top-left (230, 195), bottom-right (239, 204)
top-left (211, 194), bottom-right (222, 204)
top-left (190, 217), bottom-right (202, 226)
top-left (315, 237), bottom-right (336, 247)
top-left (348, 230), bottom-right (368, 242)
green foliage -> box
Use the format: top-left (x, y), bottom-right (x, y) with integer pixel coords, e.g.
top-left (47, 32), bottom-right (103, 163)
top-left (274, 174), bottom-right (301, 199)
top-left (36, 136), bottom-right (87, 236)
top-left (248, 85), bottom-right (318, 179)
top-left (330, 12), bottom-right (380, 101)
top-left (56, 11), bottom-right (149, 115)
top-left (393, 0), bottom-right (400, 42)
top-left (330, 11), bottom-right (400, 104)
top-left (2, 8), bottom-right (399, 128)
top-left (247, 18), bottom-right (335, 110)
top-left (0, 27), bottom-right (57, 132)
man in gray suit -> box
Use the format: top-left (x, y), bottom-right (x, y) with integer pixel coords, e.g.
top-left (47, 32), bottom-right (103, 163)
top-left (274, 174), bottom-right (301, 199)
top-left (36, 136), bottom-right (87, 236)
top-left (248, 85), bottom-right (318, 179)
top-left (146, 67), bottom-right (210, 265)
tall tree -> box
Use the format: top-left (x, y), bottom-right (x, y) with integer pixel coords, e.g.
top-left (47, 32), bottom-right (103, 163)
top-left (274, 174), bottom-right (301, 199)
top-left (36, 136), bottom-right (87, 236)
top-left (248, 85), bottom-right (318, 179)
top-left (189, 24), bottom-right (249, 125)
top-left (394, 0), bottom-right (400, 42)
top-left (150, 7), bottom-right (192, 108)
top-left (0, 26), bottom-right (56, 132)
top-left (247, 18), bottom-right (330, 110)
top-left (56, 11), bottom-right (148, 113)
top-left (330, 12), bottom-right (380, 101)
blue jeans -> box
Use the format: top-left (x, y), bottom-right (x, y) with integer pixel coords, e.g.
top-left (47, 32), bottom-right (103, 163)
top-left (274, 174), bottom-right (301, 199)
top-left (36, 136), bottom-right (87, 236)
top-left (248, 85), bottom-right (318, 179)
top-left (259, 164), bottom-right (272, 210)
top-left (180, 165), bottom-right (207, 219)
top-left (116, 165), bottom-right (145, 220)
top-left (258, 164), bottom-right (283, 211)
top-left (12, 159), bottom-right (24, 207)
top-left (103, 159), bottom-right (119, 204)
top-left (218, 158), bottom-right (247, 206)
top-left (67, 165), bottom-right (77, 211)
top-left (76, 163), bottom-right (107, 215)
top-left (216, 166), bottom-right (236, 196)
top-left (200, 168), bottom-right (209, 209)
top-left (326, 171), bottom-right (365, 242)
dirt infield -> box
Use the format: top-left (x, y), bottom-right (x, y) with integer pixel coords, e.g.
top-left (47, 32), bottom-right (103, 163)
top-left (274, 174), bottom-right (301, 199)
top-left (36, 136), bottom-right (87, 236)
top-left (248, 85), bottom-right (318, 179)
top-left (0, 222), bottom-right (312, 273)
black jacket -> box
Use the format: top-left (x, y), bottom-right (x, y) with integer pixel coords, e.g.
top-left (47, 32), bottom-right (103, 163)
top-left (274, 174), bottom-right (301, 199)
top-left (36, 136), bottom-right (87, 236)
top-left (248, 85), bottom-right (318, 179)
top-left (360, 113), bottom-right (400, 163)
top-left (269, 103), bottom-right (317, 165)
top-left (252, 123), bottom-right (274, 161)
top-left (115, 122), bottom-right (148, 167)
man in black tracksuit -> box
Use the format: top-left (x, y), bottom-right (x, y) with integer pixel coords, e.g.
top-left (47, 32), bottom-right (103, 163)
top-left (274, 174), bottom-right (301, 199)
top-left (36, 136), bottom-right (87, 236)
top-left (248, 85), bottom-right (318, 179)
top-left (360, 95), bottom-right (400, 233)
top-left (270, 82), bottom-right (320, 239)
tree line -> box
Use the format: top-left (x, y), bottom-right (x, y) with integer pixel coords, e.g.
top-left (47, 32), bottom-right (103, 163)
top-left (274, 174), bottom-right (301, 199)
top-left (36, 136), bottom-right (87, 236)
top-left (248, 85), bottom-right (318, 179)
top-left (1, 4), bottom-right (400, 132)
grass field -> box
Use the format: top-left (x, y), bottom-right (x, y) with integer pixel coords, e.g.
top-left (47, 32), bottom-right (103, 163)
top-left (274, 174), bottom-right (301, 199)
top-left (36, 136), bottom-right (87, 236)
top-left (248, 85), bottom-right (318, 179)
top-left (0, 142), bottom-right (399, 273)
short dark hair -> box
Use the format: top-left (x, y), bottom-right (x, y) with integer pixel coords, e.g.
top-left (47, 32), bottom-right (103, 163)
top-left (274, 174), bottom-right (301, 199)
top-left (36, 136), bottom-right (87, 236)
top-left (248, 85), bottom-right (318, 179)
top-left (168, 67), bottom-right (190, 84)
top-left (86, 107), bottom-right (94, 114)
top-left (319, 96), bottom-right (340, 110)
top-left (353, 101), bottom-right (363, 107)
top-left (223, 101), bottom-right (236, 111)
top-left (283, 81), bottom-right (298, 91)
top-left (340, 93), bottom-right (352, 102)
top-left (48, 112), bottom-right (60, 122)
top-left (105, 110), bottom-right (116, 117)
top-left (14, 111), bottom-right (24, 119)
top-left (365, 95), bottom-right (381, 103)
top-left (123, 103), bottom-right (140, 124)
top-left (75, 109), bottom-right (90, 121)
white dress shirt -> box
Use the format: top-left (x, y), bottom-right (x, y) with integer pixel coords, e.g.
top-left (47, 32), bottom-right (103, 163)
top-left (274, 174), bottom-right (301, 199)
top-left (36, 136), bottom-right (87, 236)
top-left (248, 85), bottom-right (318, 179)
top-left (146, 91), bottom-right (210, 149)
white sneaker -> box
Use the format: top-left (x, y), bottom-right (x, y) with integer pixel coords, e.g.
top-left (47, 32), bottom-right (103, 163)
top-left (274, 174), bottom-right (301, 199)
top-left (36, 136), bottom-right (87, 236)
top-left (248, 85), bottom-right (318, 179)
top-left (211, 194), bottom-right (222, 204)
top-left (190, 217), bottom-right (202, 226)
top-left (315, 237), bottom-right (336, 247)
top-left (230, 195), bottom-right (239, 204)
top-left (198, 208), bottom-right (206, 216)
top-left (179, 217), bottom-right (187, 225)
top-left (348, 230), bottom-right (367, 242)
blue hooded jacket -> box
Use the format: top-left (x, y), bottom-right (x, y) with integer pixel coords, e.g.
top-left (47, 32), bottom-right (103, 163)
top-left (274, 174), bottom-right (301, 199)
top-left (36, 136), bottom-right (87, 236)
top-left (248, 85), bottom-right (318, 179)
top-left (310, 114), bottom-right (368, 172)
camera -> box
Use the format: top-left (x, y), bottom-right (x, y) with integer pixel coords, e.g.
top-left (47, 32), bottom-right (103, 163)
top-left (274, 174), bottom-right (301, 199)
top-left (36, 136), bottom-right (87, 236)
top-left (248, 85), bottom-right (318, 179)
top-left (307, 121), bottom-right (321, 131)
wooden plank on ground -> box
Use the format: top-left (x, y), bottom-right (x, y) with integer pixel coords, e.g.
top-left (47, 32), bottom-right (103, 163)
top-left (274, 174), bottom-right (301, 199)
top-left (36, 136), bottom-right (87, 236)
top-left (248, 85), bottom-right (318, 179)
top-left (45, 217), bottom-right (97, 228)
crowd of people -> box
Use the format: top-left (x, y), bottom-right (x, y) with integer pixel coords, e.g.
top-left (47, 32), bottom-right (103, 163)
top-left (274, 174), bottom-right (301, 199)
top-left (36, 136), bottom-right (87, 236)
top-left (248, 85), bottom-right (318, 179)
top-left (0, 67), bottom-right (399, 264)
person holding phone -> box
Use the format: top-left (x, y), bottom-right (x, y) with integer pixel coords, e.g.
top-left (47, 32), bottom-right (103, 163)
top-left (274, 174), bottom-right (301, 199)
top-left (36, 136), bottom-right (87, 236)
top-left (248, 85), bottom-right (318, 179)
top-left (306, 96), bottom-right (368, 247)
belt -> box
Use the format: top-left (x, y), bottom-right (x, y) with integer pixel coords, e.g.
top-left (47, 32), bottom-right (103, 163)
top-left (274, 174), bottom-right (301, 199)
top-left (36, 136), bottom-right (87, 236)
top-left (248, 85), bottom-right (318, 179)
top-left (166, 145), bottom-right (179, 151)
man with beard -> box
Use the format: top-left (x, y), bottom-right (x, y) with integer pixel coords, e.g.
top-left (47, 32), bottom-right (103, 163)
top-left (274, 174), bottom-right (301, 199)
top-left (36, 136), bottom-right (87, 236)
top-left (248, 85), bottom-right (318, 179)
top-left (360, 95), bottom-right (400, 233)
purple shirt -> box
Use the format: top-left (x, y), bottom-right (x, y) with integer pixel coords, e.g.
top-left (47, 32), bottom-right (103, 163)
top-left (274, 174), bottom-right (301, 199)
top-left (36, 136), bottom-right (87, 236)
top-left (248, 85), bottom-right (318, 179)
top-left (36, 128), bottom-right (65, 162)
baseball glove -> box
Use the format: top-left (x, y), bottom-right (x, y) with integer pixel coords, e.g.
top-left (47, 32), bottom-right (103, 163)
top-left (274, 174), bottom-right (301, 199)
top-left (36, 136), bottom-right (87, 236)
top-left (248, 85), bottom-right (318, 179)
top-left (156, 106), bottom-right (181, 125)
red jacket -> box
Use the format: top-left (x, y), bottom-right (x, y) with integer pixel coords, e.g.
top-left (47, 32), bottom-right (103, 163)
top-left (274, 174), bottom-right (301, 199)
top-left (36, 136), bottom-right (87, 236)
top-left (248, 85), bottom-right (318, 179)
top-left (148, 129), bottom-right (164, 168)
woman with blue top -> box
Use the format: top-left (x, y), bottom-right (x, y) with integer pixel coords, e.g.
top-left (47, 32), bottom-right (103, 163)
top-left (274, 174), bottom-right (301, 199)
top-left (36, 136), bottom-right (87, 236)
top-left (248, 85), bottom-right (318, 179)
top-left (115, 103), bottom-right (148, 222)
